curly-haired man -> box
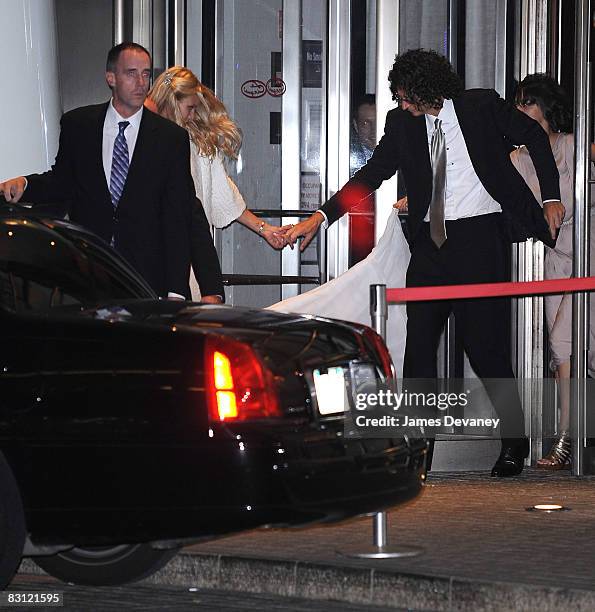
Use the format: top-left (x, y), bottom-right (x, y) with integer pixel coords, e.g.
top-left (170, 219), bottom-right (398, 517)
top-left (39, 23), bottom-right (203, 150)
top-left (286, 48), bottom-right (565, 477)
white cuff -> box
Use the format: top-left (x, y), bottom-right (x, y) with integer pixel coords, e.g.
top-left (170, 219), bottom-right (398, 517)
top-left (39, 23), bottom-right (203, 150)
top-left (167, 292), bottom-right (186, 300)
top-left (315, 209), bottom-right (328, 229)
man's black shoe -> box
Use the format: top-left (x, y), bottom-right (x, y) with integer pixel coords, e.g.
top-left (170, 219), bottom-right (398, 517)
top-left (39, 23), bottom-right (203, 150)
top-left (491, 446), bottom-right (526, 477)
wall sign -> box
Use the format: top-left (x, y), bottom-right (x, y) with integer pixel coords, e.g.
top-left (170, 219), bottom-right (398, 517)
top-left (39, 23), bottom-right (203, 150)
top-left (302, 40), bottom-right (322, 88)
top-left (266, 78), bottom-right (286, 97)
top-left (241, 80), bottom-right (266, 98)
top-left (241, 78), bottom-right (286, 98)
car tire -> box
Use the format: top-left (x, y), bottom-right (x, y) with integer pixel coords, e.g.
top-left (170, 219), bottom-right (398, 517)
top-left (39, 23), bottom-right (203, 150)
top-left (33, 543), bottom-right (179, 586)
top-left (0, 454), bottom-right (26, 590)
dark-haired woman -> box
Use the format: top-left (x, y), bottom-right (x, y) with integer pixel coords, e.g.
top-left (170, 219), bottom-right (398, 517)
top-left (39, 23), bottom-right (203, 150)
top-left (511, 74), bottom-right (595, 469)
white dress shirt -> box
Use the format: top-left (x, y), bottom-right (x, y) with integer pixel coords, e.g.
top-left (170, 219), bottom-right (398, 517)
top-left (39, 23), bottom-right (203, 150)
top-left (423, 99), bottom-right (501, 221)
top-left (102, 100), bottom-right (143, 184)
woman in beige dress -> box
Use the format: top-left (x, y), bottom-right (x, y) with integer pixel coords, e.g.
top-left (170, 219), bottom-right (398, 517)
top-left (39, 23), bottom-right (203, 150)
top-left (511, 74), bottom-right (595, 468)
top-left (147, 67), bottom-right (287, 299)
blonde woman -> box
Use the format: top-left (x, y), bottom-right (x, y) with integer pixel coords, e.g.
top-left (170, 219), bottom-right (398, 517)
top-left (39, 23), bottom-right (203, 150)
top-left (147, 66), bottom-right (287, 298)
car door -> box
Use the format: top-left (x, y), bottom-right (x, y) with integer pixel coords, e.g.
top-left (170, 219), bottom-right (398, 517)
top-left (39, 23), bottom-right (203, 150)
top-left (0, 217), bottom-right (205, 537)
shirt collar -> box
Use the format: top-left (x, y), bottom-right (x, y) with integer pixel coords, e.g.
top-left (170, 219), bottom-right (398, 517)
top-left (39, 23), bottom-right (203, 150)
top-left (425, 98), bottom-right (455, 131)
top-left (107, 99), bottom-right (144, 130)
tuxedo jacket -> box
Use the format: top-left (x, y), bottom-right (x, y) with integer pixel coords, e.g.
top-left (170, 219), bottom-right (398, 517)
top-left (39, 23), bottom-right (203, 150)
top-left (321, 89), bottom-right (561, 248)
top-left (24, 102), bottom-right (223, 298)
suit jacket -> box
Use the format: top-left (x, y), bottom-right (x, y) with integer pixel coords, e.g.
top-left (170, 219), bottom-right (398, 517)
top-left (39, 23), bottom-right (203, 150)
top-left (321, 89), bottom-right (561, 248)
top-left (24, 102), bottom-right (224, 298)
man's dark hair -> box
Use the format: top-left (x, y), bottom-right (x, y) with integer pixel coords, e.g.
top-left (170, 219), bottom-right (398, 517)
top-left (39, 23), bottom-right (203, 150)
top-left (106, 42), bottom-right (151, 72)
top-left (388, 49), bottom-right (463, 108)
top-left (354, 93), bottom-right (376, 111)
top-left (516, 73), bottom-right (572, 133)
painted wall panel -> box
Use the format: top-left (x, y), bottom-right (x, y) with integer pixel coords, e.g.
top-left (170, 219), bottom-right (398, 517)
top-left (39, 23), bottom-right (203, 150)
top-left (0, 0), bottom-right (61, 180)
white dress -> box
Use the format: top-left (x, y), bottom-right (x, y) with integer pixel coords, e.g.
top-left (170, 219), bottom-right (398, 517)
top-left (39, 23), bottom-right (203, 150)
top-left (189, 143), bottom-right (246, 299)
top-left (267, 210), bottom-right (410, 379)
top-left (510, 133), bottom-right (595, 375)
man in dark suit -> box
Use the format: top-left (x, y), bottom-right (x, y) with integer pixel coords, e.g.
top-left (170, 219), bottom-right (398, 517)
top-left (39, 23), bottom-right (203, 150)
top-left (0, 42), bottom-right (223, 301)
top-left (286, 49), bottom-right (565, 477)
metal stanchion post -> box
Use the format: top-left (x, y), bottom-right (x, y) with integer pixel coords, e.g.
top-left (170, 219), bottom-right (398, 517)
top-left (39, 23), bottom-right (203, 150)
top-left (337, 285), bottom-right (423, 559)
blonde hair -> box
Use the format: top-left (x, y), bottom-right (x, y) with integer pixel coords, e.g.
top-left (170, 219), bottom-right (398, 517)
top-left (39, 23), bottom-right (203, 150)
top-left (148, 66), bottom-right (242, 159)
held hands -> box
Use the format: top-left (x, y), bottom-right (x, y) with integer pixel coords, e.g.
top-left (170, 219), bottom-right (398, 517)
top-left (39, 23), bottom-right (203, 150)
top-left (260, 223), bottom-right (293, 249)
top-left (283, 212), bottom-right (325, 251)
top-left (543, 200), bottom-right (566, 240)
top-left (0, 177), bottom-right (26, 203)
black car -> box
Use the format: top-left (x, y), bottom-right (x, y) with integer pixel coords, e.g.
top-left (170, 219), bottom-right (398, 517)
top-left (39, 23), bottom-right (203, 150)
top-left (0, 207), bottom-right (427, 588)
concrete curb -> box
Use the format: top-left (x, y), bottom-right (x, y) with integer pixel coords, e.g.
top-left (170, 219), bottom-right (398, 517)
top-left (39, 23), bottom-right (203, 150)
top-left (21, 551), bottom-right (592, 612)
top-left (147, 551), bottom-right (595, 611)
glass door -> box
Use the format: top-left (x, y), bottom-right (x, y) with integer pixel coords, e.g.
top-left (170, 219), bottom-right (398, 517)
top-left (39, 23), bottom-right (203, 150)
top-left (214, 0), bottom-right (327, 307)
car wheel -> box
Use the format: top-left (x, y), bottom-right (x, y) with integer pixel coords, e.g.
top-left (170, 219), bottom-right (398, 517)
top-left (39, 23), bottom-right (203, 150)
top-left (33, 543), bottom-right (179, 586)
top-left (0, 454), bottom-right (26, 590)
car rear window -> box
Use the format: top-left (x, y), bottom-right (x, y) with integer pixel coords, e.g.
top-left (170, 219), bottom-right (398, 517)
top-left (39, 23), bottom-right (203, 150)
top-left (0, 218), bottom-right (154, 312)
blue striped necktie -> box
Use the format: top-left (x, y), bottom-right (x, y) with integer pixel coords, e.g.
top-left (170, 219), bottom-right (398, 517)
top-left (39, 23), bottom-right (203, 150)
top-left (109, 121), bottom-right (130, 209)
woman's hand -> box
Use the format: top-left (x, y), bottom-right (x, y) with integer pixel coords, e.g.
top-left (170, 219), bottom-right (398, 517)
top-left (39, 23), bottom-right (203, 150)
top-left (200, 294), bottom-right (224, 304)
top-left (543, 200), bottom-right (566, 240)
top-left (261, 223), bottom-right (292, 249)
top-left (238, 211), bottom-right (292, 249)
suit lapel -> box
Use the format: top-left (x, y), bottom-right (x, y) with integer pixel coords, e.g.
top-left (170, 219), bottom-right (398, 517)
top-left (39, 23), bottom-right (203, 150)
top-left (407, 113), bottom-right (433, 220)
top-left (90, 102), bottom-right (111, 203)
top-left (410, 114), bottom-right (432, 179)
top-left (119, 108), bottom-right (155, 207)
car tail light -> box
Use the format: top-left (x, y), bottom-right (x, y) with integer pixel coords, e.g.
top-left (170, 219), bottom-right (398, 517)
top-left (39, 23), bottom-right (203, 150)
top-left (205, 336), bottom-right (281, 421)
top-left (363, 328), bottom-right (395, 380)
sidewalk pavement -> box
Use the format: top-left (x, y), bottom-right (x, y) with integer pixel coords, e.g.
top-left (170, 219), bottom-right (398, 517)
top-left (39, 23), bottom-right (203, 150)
top-left (20, 469), bottom-right (595, 611)
top-left (151, 469), bottom-right (595, 611)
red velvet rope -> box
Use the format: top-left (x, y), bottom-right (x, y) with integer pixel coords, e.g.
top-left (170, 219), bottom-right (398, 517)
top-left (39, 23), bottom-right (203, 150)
top-left (386, 276), bottom-right (595, 303)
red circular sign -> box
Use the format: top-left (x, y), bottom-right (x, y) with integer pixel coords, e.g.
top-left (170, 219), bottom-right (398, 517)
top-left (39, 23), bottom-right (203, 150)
top-left (241, 80), bottom-right (266, 98)
top-left (266, 78), bottom-right (286, 97)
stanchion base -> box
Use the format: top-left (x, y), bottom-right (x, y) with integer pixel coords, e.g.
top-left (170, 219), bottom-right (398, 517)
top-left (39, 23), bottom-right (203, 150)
top-left (336, 545), bottom-right (423, 559)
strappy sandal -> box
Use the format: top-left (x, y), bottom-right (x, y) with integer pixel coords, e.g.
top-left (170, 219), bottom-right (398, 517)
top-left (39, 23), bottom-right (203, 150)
top-left (536, 431), bottom-right (571, 470)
